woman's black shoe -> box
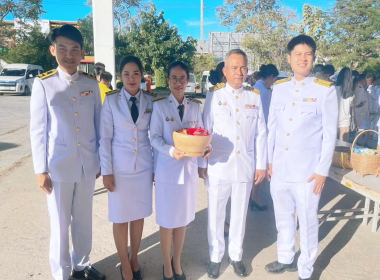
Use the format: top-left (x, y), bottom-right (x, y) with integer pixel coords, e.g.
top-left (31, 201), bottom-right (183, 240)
top-left (120, 266), bottom-right (135, 280)
top-left (163, 265), bottom-right (174, 280)
top-left (171, 258), bottom-right (186, 280)
top-left (224, 222), bottom-right (230, 238)
top-left (249, 198), bottom-right (268, 211)
top-left (132, 269), bottom-right (143, 280)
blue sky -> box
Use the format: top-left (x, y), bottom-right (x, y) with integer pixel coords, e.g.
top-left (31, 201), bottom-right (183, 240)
top-left (7, 0), bottom-right (335, 41)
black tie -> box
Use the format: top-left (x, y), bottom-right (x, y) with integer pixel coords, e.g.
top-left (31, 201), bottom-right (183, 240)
top-left (130, 96), bottom-right (138, 123)
top-left (178, 104), bottom-right (184, 121)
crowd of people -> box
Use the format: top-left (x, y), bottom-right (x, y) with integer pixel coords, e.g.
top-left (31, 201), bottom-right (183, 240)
top-left (29, 24), bottom-right (380, 280)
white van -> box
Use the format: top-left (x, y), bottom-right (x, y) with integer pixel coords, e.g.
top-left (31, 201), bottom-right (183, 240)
top-left (0, 64), bottom-right (44, 95)
top-left (201, 71), bottom-right (213, 96)
top-left (185, 73), bottom-right (197, 97)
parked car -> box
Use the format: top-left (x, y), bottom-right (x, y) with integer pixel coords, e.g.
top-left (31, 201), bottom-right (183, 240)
top-left (276, 71), bottom-right (290, 81)
top-left (185, 73), bottom-right (197, 97)
top-left (201, 71), bottom-right (212, 96)
top-left (0, 64), bottom-right (44, 96)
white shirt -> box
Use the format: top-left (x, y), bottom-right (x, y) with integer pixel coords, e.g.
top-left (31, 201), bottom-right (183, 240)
top-left (336, 86), bottom-right (354, 128)
top-left (253, 79), bottom-right (272, 124)
top-left (123, 87), bottom-right (141, 113)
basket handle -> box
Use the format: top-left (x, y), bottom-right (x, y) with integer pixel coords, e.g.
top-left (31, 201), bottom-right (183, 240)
top-left (351, 129), bottom-right (380, 150)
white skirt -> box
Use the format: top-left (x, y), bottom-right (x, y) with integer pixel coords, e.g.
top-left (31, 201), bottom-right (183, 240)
top-left (155, 180), bottom-right (198, 229)
top-left (108, 168), bottom-right (153, 223)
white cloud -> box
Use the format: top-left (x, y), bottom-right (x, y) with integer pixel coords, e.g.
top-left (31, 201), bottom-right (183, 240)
top-left (184, 20), bottom-right (218, 26)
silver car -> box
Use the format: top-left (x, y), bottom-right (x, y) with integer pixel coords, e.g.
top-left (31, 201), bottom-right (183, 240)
top-left (185, 73), bottom-right (197, 97)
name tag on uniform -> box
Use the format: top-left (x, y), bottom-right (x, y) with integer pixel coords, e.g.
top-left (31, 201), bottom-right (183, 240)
top-left (189, 121), bottom-right (198, 125)
top-left (303, 98), bottom-right (317, 102)
top-left (245, 104), bottom-right (257, 109)
top-left (80, 91), bottom-right (93, 96)
top-left (145, 109), bottom-right (153, 114)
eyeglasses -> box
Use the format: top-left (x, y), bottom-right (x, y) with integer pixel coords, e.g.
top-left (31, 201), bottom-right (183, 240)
top-left (169, 77), bottom-right (188, 84)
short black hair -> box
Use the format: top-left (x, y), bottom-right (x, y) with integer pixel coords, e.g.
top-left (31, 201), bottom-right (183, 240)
top-left (94, 62), bottom-right (105, 69)
top-left (94, 67), bottom-right (104, 76)
top-left (352, 70), bottom-right (359, 79)
top-left (358, 73), bottom-right (366, 82)
top-left (49, 24), bottom-right (83, 49)
top-left (167, 61), bottom-right (189, 79)
top-left (209, 62), bottom-right (225, 85)
top-left (287, 34), bottom-right (316, 55)
top-left (100, 71), bottom-right (112, 82)
top-left (322, 65), bottom-right (335, 76)
top-left (313, 64), bottom-right (324, 74)
top-left (119, 55), bottom-right (144, 75)
top-left (258, 64), bottom-right (279, 79)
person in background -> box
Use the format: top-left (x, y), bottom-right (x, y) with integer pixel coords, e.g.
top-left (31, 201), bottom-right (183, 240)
top-left (335, 67), bottom-right (357, 141)
top-left (99, 71), bottom-right (112, 104)
top-left (313, 64), bottom-right (324, 75)
top-left (249, 64), bottom-right (279, 212)
top-left (146, 75), bottom-right (152, 92)
top-left (357, 73), bottom-right (373, 147)
top-left (367, 76), bottom-right (379, 140)
top-left (266, 34), bottom-right (338, 280)
top-left (30, 24), bottom-right (105, 280)
top-left (248, 71), bottom-right (260, 86)
top-left (93, 62), bottom-right (105, 82)
top-left (209, 62), bottom-right (227, 86)
top-left (321, 65), bottom-right (335, 81)
top-left (99, 55), bottom-right (156, 280)
top-left (150, 61), bottom-right (210, 280)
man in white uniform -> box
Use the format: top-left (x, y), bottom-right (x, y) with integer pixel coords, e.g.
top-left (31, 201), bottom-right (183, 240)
top-left (30, 25), bottom-right (105, 280)
top-left (199, 49), bottom-right (267, 278)
top-left (266, 35), bottom-right (338, 280)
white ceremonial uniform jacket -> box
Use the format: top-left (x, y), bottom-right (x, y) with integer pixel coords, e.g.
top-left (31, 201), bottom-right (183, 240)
top-left (30, 67), bottom-right (102, 182)
top-left (199, 82), bottom-right (267, 183)
top-left (99, 88), bottom-right (155, 175)
top-left (150, 94), bottom-right (204, 184)
top-left (267, 75), bottom-right (338, 183)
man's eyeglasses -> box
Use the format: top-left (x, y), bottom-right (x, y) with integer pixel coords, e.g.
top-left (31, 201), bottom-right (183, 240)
top-left (169, 77), bottom-right (188, 84)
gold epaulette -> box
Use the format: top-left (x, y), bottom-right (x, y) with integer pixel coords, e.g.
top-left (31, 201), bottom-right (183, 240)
top-left (274, 77), bottom-right (291, 85)
top-left (152, 96), bottom-right (167, 102)
top-left (188, 97), bottom-right (202, 104)
top-left (38, 69), bottom-right (57, 80)
top-left (313, 78), bottom-right (333, 88)
top-left (78, 71), bottom-right (97, 80)
top-left (142, 89), bottom-right (157, 97)
top-left (245, 86), bottom-right (260, 95)
top-left (106, 89), bottom-right (120, 96)
top-left (209, 83), bottom-right (225, 92)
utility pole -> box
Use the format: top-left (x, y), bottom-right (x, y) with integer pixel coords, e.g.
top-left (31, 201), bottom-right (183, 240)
top-left (201, 0), bottom-right (204, 54)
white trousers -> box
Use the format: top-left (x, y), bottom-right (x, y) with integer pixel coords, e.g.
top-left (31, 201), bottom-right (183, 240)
top-left (47, 171), bottom-right (96, 280)
top-left (270, 177), bottom-right (320, 279)
top-left (207, 176), bottom-right (252, 263)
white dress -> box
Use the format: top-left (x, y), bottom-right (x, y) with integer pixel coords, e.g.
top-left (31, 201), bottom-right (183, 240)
top-left (150, 94), bottom-right (204, 229)
top-left (336, 86), bottom-right (354, 128)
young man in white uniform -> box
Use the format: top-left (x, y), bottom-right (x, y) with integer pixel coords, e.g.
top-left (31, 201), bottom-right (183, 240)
top-left (266, 35), bottom-right (338, 280)
top-left (30, 25), bottom-right (105, 280)
top-left (199, 49), bottom-right (267, 278)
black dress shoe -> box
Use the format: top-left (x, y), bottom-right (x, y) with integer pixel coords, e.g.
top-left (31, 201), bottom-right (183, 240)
top-left (299, 277), bottom-right (311, 280)
top-left (207, 262), bottom-right (221, 279)
top-left (171, 258), bottom-right (186, 280)
top-left (72, 266), bottom-right (106, 280)
top-left (265, 260), bottom-right (297, 274)
top-left (249, 198), bottom-right (268, 211)
top-left (132, 269), bottom-right (143, 280)
top-left (224, 222), bottom-right (230, 238)
top-left (228, 257), bottom-right (247, 278)
top-left (163, 265), bottom-right (174, 280)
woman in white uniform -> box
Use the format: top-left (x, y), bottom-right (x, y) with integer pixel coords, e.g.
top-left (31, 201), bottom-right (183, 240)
top-left (150, 61), bottom-right (211, 280)
top-left (249, 64), bottom-right (279, 211)
top-left (99, 56), bottom-right (155, 280)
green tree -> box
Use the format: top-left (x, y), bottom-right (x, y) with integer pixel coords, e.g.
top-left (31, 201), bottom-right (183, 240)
top-left (77, 13), bottom-right (94, 55)
top-left (322, 0), bottom-right (380, 70)
top-left (192, 53), bottom-right (216, 84)
top-left (300, 4), bottom-right (327, 42)
top-left (2, 26), bottom-right (57, 70)
top-left (127, 5), bottom-right (197, 87)
top-left (0, 0), bottom-right (45, 49)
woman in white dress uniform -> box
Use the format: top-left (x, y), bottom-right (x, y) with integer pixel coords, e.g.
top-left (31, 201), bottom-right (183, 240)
top-left (99, 56), bottom-right (155, 280)
top-left (150, 61), bottom-right (211, 280)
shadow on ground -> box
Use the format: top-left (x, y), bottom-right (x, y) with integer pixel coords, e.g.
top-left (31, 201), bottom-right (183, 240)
top-left (0, 142), bottom-right (20, 152)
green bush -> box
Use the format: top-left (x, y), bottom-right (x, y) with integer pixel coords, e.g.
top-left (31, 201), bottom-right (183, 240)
top-left (154, 68), bottom-right (167, 88)
top-left (116, 80), bottom-right (123, 90)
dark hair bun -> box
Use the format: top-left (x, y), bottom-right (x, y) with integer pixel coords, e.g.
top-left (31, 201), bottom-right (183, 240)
top-left (209, 70), bottom-right (220, 86)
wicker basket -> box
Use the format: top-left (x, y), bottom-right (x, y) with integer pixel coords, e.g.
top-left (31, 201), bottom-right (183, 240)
top-left (332, 146), bottom-right (353, 169)
top-left (172, 130), bottom-right (212, 157)
top-left (350, 129), bottom-right (380, 178)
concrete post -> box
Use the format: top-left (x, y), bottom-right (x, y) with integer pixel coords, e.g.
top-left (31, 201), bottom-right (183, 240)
top-left (93, 0), bottom-right (116, 88)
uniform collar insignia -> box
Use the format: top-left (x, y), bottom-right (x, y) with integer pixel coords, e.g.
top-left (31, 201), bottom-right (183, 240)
top-left (57, 67), bottom-right (79, 82)
top-left (225, 82), bottom-right (243, 95)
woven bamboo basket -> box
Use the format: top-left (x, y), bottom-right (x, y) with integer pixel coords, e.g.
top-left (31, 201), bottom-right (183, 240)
top-left (172, 130), bottom-right (212, 157)
top-left (350, 129), bottom-right (380, 178)
top-left (332, 146), bottom-right (353, 169)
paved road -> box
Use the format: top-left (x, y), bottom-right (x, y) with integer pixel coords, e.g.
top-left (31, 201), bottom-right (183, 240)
top-left (1, 95), bottom-right (380, 280)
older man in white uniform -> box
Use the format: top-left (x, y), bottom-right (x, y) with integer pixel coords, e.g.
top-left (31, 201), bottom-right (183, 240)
top-left (30, 25), bottom-right (105, 280)
top-left (266, 35), bottom-right (338, 280)
top-left (199, 49), bottom-right (267, 278)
